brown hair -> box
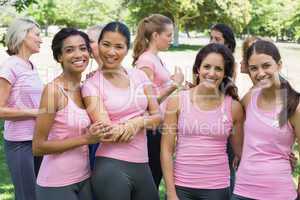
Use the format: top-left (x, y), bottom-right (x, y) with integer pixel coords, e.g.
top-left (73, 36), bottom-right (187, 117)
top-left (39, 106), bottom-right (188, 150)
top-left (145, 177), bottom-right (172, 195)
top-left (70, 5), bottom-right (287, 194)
top-left (132, 14), bottom-right (173, 65)
top-left (193, 43), bottom-right (239, 101)
top-left (242, 36), bottom-right (261, 62)
top-left (246, 40), bottom-right (300, 127)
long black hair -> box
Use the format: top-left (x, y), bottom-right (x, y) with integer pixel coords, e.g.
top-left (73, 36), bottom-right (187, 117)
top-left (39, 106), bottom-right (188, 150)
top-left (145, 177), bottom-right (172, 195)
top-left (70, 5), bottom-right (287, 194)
top-left (211, 23), bottom-right (236, 53)
top-left (246, 40), bottom-right (300, 127)
top-left (193, 43), bottom-right (238, 100)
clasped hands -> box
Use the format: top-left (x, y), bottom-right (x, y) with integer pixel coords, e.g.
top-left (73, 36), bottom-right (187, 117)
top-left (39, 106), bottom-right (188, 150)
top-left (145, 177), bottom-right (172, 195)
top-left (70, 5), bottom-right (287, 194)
top-left (85, 121), bottom-right (138, 144)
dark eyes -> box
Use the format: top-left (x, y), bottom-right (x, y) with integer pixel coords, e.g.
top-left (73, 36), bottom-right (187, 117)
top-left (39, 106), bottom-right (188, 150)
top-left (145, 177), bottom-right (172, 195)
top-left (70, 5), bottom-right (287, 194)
top-left (64, 46), bottom-right (88, 53)
top-left (80, 46), bottom-right (87, 51)
top-left (202, 65), bottom-right (223, 71)
top-left (101, 42), bottom-right (125, 49)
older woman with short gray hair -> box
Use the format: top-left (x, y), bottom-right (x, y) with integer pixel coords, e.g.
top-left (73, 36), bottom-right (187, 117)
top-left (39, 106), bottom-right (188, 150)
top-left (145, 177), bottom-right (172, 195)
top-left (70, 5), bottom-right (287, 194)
top-left (0, 18), bottom-right (43, 200)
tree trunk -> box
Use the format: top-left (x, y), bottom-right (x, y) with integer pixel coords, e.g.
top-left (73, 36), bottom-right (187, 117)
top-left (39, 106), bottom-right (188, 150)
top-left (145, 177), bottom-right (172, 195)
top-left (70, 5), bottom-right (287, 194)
top-left (173, 17), bottom-right (180, 47)
top-left (185, 24), bottom-right (190, 38)
top-left (173, 25), bottom-right (179, 46)
top-left (45, 25), bottom-right (49, 37)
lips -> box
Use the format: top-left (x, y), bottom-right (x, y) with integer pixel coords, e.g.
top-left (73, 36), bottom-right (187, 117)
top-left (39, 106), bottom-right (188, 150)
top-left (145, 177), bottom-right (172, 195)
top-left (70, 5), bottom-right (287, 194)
top-left (72, 59), bottom-right (87, 67)
top-left (204, 78), bottom-right (217, 84)
top-left (104, 56), bottom-right (118, 64)
top-left (255, 77), bottom-right (273, 88)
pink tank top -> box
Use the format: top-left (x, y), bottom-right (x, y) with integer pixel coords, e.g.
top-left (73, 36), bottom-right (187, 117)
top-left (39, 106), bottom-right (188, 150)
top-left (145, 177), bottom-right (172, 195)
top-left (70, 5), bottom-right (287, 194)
top-left (135, 51), bottom-right (172, 114)
top-left (37, 86), bottom-right (91, 187)
top-left (81, 69), bottom-right (150, 163)
top-left (174, 90), bottom-right (233, 189)
top-left (234, 89), bottom-right (297, 200)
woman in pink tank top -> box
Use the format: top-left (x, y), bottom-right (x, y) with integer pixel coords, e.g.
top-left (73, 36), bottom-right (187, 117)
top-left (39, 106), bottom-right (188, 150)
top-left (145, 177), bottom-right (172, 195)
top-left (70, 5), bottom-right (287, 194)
top-left (82, 22), bottom-right (162, 200)
top-left (132, 13), bottom-right (185, 189)
top-left (161, 43), bottom-right (244, 200)
top-left (232, 40), bottom-right (300, 200)
top-left (32, 28), bottom-right (106, 200)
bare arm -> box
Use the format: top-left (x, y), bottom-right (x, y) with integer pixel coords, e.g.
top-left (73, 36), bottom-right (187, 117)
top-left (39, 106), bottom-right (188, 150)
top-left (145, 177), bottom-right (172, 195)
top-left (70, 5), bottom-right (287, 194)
top-left (32, 84), bottom-right (103, 156)
top-left (161, 94), bottom-right (180, 200)
top-left (290, 105), bottom-right (300, 196)
top-left (0, 78), bottom-right (39, 120)
top-left (83, 78), bottom-right (162, 142)
top-left (139, 67), bottom-right (183, 104)
top-left (230, 100), bottom-right (245, 167)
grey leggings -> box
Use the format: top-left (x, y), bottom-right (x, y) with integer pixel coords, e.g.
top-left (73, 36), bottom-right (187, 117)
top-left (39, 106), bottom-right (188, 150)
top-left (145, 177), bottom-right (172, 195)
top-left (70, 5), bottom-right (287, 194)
top-left (173, 185), bottom-right (230, 200)
top-left (36, 178), bottom-right (92, 200)
top-left (91, 157), bottom-right (159, 200)
top-left (4, 140), bottom-right (37, 200)
top-left (231, 193), bottom-right (299, 200)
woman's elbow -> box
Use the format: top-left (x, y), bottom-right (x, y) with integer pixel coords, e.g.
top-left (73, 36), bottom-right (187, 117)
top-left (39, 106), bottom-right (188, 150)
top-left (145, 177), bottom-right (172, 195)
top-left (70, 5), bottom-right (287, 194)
top-left (32, 141), bottom-right (45, 156)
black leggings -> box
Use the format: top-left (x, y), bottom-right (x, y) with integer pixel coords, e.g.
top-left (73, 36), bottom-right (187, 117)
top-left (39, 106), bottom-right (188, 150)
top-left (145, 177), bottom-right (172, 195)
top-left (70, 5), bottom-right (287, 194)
top-left (231, 193), bottom-right (299, 200)
top-left (230, 194), bottom-right (255, 200)
top-left (91, 157), bottom-right (159, 200)
top-left (147, 129), bottom-right (162, 188)
top-left (174, 185), bottom-right (230, 200)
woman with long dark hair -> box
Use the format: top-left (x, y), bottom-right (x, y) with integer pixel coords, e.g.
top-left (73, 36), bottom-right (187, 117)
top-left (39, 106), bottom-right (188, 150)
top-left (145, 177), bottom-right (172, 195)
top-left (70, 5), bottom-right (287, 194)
top-left (232, 40), bottom-right (300, 200)
top-left (162, 43), bottom-right (243, 200)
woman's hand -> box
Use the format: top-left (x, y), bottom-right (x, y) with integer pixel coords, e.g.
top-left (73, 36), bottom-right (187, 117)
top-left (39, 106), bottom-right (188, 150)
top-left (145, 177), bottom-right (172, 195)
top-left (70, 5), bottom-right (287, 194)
top-left (232, 155), bottom-right (241, 170)
top-left (108, 123), bottom-right (137, 143)
top-left (170, 66), bottom-right (184, 87)
top-left (85, 121), bottom-right (113, 144)
top-left (289, 152), bottom-right (298, 172)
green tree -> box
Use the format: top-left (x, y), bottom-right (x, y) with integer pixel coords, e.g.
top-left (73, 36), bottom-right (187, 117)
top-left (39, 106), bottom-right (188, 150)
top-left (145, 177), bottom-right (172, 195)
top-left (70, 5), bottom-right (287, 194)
top-left (0, 0), bottom-right (37, 12)
top-left (27, 0), bottom-right (125, 30)
top-left (245, 0), bottom-right (298, 40)
top-left (124, 0), bottom-right (251, 45)
top-left (188, 0), bottom-right (251, 35)
top-left (125, 0), bottom-right (205, 46)
top-left (27, 0), bottom-right (56, 36)
top-left (285, 1), bottom-right (300, 42)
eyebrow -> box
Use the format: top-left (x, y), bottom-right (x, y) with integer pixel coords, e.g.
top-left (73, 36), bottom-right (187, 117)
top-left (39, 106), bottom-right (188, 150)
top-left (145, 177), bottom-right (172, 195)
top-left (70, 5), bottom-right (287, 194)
top-left (63, 43), bottom-right (86, 49)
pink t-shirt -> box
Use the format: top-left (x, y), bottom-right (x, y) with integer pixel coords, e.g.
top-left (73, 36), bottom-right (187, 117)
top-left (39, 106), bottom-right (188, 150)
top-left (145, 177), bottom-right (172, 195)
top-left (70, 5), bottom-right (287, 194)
top-left (174, 90), bottom-right (233, 189)
top-left (135, 51), bottom-right (171, 114)
top-left (234, 89), bottom-right (297, 200)
top-left (81, 68), bottom-right (150, 163)
top-left (0, 56), bottom-right (43, 141)
top-left (37, 86), bottom-right (91, 187)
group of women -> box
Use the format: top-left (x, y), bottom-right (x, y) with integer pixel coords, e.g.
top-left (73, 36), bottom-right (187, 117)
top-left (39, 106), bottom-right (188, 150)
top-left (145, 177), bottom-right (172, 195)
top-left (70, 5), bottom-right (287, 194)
top-left (0, 13), bottom-right (300, 200)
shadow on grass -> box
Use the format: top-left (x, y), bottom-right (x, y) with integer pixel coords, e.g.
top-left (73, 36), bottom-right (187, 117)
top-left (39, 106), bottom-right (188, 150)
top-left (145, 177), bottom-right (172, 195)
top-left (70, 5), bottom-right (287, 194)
top-left (0, 120), bottom-right (14, 200)
top-left (168, 44), bottom-right (203, 52)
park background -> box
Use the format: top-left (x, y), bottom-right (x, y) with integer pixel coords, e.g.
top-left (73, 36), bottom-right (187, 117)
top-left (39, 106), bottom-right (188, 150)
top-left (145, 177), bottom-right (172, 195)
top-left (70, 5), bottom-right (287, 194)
top-left (0, 0), bottom-right (300, 199)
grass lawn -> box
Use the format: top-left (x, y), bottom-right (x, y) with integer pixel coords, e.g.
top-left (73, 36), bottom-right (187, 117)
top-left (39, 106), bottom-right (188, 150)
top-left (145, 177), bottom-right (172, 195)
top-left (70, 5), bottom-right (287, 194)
top-left (0, 121), bottom-right (14, 200)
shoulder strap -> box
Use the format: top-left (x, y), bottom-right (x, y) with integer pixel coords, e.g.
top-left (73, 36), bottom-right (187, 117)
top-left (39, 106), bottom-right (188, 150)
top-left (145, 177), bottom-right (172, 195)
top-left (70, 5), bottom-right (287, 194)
top-left (56, 84), bottom-right (69, 98)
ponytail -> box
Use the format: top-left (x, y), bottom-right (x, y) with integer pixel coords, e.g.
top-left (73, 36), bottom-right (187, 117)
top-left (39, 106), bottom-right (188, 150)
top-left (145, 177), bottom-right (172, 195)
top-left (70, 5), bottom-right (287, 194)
top-left (278, 75), bottom-right (300, 127)
top-left (133, 19), bottom-right (149, 65)
top-left (221, 77), bottom-right (239, 101)
top-left (132, 14), bottom-right (173, 65)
